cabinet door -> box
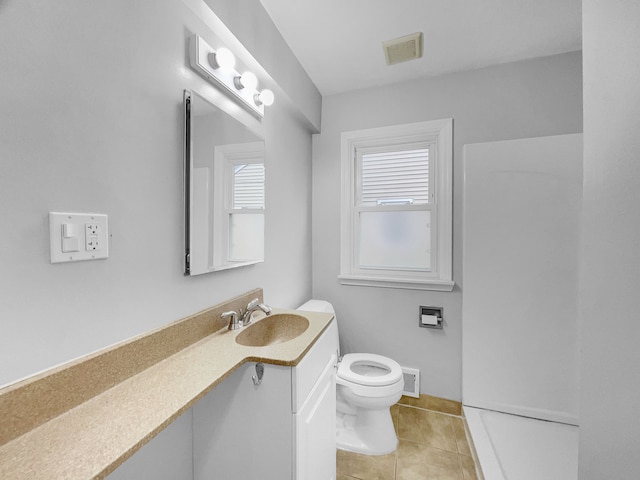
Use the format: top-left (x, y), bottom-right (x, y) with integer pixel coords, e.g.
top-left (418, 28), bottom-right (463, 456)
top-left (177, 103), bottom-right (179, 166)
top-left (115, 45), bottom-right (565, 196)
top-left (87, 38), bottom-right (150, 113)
top-left (193, 362), bottom-right (293, 480)
top-left (295, 354), bottom-right (337, 480)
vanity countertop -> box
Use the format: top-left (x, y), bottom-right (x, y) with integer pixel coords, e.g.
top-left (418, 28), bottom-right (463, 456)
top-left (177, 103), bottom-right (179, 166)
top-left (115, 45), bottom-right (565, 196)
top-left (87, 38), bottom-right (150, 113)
top-left (0, 290), bottom-right (333, 480)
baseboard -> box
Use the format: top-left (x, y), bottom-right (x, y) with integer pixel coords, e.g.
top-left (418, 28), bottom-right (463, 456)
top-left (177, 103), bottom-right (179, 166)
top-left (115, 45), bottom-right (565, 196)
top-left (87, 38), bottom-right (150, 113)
top-left (398, 393), bottom-right (462, 416)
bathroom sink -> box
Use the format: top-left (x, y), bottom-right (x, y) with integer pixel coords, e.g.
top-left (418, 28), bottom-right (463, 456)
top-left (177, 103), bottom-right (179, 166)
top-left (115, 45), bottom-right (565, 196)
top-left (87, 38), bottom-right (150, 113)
top-left (235, 313), bottom-right (310, 347)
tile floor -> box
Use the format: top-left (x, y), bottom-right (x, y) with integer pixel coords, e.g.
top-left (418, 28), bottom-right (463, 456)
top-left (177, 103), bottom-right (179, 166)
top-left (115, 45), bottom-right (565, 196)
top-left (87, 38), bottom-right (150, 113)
top-left (337, 400), bottom-right (481, 480)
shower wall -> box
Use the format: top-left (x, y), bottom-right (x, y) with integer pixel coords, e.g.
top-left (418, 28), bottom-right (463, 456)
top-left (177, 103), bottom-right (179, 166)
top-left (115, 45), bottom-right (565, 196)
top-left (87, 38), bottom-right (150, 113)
top-left (462, 134), bottom-right (582, 424)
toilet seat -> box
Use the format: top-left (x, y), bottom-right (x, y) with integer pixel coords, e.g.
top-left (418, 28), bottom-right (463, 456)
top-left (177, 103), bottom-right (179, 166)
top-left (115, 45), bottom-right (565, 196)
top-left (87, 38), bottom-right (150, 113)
top-left (337, 353), bottom-right (403, 387)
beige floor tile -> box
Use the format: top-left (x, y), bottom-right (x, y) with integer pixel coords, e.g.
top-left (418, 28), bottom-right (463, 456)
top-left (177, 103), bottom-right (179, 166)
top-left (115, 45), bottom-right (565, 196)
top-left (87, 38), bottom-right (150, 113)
top-left (336, 400), bottom-right (481, 480)
top-left (337, 449), bottom-right (396, 480)
top-left (460, 454), bottom-right (479, 480)
top-left (451, 416), bottom-right (472, 456)
top-left (398, 406), bottom-right (458, 452)
top-left (396, 440), bottom-right (463, 480)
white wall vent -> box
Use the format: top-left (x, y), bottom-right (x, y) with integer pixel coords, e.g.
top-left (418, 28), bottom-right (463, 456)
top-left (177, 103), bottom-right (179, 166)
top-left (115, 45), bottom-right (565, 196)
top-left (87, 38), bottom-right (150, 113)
top-left (401, 366), bottom-right (420, 398)
top-left (383, 32), bottom-right (423, 65)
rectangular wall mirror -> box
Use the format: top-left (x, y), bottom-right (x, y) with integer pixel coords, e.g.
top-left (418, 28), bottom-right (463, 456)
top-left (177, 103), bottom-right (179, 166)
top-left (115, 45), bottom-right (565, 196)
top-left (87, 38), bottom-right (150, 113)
top-left (184, 90), bottom-right (265, 275)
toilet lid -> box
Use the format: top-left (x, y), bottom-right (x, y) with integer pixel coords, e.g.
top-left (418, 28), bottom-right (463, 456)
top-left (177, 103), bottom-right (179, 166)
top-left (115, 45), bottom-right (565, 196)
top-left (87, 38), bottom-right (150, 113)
top-left (337, 353), bottom-right (403, 387)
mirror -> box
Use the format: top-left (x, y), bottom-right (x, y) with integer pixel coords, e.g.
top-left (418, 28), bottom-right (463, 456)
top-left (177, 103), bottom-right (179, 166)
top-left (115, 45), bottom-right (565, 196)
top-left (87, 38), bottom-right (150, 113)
top-left (184, 90), bottom-right (265, 275)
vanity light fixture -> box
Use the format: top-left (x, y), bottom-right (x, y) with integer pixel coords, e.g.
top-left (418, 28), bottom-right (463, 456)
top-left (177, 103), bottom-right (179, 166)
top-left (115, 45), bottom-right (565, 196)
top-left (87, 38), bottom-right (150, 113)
top-left (254, 89), bottom-right (275, 107)
top-left (189, 34), bottom-right (275, 118)
top-left (208, 47), bottom-right (236, 70)
top-left (234, 71), bottom-right (258, 91)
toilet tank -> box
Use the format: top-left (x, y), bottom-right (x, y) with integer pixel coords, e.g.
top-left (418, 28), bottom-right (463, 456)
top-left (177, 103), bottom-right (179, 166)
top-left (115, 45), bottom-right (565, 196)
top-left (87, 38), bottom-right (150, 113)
top-left (297, 299), bottom-right (335, 315)
top-left (297, 299), bottom-right (340, 356)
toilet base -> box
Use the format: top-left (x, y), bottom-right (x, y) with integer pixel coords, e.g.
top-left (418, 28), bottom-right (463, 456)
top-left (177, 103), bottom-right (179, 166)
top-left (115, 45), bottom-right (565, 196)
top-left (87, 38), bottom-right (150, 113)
top-left (336, 407), bottom-right (398, 455)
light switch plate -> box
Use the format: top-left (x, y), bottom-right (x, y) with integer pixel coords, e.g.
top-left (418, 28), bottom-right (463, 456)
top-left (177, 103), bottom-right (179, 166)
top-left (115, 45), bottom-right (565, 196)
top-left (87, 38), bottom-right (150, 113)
top-left (49, 212), bottom-right (109, 263)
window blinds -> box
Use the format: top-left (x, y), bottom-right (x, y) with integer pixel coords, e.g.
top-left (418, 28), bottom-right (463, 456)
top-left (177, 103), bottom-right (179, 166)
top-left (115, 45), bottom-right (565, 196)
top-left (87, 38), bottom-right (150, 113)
top-left (233, 163), bottom-right (265, 209)
top-left (360, 148), bottom-right (430, 206)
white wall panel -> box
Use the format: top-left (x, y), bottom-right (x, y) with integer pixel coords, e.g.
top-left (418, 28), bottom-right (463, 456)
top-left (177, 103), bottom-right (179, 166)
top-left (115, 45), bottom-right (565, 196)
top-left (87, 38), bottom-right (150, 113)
top-left (462, 134), bottom-right (582, 424)
top-left (580, 1), bottom-right (640, 477)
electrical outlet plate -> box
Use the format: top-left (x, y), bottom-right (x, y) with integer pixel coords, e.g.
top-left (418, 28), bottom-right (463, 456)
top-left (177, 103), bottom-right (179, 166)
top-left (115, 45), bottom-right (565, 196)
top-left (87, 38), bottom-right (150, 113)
top-left (49, 212), bottom-right (109, 263)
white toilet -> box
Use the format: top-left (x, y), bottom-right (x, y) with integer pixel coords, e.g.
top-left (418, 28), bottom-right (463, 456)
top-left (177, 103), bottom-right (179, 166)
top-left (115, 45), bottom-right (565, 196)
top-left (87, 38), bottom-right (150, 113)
top-left (298, 299), bottom-right (404, 456)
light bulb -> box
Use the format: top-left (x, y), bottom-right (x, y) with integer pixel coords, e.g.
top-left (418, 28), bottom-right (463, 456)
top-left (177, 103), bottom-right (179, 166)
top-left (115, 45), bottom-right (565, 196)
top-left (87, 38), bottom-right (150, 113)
top-left (254, 89), bottom-right (275, 107)
top-left (234, 71), bottom-right (258, 91)
top-left (209, 47), bottom-right (235, 70)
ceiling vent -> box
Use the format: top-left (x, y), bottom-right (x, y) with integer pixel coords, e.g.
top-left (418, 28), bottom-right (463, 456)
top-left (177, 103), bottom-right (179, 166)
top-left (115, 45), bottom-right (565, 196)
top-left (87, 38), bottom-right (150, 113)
top-left (383, 32), bottom-right (423, 66)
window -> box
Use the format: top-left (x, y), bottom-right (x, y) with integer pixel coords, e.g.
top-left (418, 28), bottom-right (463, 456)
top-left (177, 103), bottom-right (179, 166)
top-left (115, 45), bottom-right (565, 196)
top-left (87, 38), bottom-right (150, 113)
top-left (340, 119), bottom-right (453, 291)
top-left (212, 141), bottom-right (265, 268)
top-left (228, 162), bottom-right (265, 261)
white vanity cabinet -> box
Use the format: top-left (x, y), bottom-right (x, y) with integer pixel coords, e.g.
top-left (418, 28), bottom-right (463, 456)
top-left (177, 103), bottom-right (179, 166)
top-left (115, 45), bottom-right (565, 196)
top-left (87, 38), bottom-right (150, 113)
top-left (193, 361), bottom-right (293, 479)
top-left (193, 320), bottom-right (337, 480)
top-left (293, 320), bottom-right (337, 480)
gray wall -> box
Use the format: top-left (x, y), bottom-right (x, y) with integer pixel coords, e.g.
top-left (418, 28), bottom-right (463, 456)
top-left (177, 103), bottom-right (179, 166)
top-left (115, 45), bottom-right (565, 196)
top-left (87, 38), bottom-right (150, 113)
top-left (0, 1), bottom-right (317, 477)
top-left (312, 52), bottom-right (583, 401)
top-left (0, 0), bottom-right (316, 388)
top-left (580, 1), bottom-right (640, 477)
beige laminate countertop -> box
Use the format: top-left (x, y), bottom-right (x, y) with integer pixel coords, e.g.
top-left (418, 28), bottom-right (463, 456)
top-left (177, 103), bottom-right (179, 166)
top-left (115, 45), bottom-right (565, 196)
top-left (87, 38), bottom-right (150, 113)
top-left (0, 291), bottom-right (333, 480)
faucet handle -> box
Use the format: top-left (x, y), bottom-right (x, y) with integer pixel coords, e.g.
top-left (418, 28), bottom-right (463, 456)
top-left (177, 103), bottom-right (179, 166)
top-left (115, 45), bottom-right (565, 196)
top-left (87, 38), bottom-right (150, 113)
top-left (221, 310), bottom-right (239, 330)
top-left (245, 298), bottom-right (260, 309)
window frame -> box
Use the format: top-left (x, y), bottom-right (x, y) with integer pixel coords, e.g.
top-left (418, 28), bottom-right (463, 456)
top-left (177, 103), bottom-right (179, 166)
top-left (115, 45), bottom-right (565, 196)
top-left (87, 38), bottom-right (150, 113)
top-left (339, 119), bottom-right (454, 291)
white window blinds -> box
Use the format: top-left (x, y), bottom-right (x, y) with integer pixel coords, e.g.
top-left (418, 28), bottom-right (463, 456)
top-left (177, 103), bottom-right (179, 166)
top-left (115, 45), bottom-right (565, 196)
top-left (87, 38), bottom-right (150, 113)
top-left (233, 163), bottom-right (265, 209)
top-left (360, 148), bottom-right (430, 206)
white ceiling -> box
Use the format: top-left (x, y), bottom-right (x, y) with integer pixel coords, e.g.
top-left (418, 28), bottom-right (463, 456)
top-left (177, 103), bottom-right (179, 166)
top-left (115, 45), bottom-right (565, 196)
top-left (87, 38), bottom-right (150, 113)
top-left (258, 0), bottom-right (582, 96)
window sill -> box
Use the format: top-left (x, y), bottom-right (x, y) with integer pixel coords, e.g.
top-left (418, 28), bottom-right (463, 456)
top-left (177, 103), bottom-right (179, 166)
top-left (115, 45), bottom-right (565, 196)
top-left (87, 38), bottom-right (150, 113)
top-left (338, 274), bottom-right (455, 292)
top-left (210, 259), bottom-right (263, 272)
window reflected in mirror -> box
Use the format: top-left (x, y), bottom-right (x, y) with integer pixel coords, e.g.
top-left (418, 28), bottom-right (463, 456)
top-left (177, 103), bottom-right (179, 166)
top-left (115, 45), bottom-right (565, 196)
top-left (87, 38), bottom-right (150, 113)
top-left (184, 90), bottom-right (265, 275)
top-left (229, 162), bottom-right (265, 262)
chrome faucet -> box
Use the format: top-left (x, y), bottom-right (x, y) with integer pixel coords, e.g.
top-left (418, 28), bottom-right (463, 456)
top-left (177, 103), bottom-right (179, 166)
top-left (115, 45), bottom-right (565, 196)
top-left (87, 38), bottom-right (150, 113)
top-left (240, 298), bottom-right (272, 326)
